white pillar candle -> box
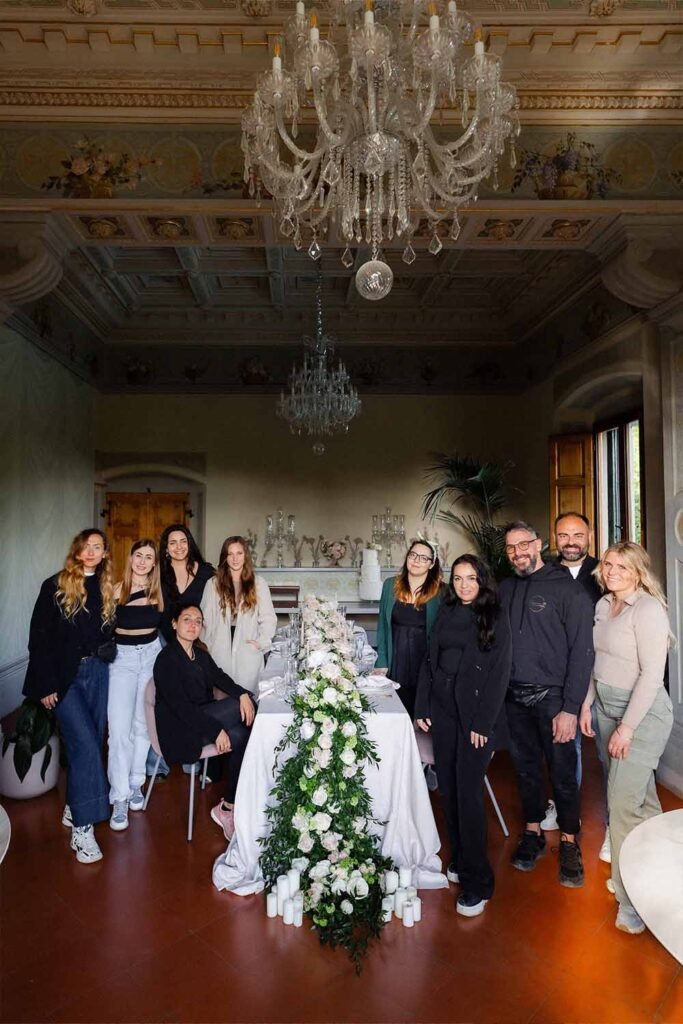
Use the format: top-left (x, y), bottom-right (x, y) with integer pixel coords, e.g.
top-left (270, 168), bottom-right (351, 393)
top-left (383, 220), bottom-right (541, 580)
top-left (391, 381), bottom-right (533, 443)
top-left (406, 885), bottom-right (418, 902)
top-left (394, 887), bottom-right (407, 919)
top-left (383, 869), bottom-right (398, 894)
top-left (276, 874), bottom-right (290, 915)
top-left (287, 868), bottom-right (300, 895)
top-left (398, 866), bottom-right (412, 888)
top-left (381, 896), bottom-right (393, 923)
top-left (266, 891), bottom-right (278, 918)
top-left (283, 898), bottom-right (294, 925)
top-left (293, 901), bottom-right (304, 927)
top-left (402, 901), bottom-right (415, 928)
top-left (413, 896), bottom-right (422, 923)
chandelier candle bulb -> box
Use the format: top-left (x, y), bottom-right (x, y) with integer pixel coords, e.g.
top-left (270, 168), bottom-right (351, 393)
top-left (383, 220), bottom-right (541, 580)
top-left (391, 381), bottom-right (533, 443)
top-left (266, 891), bottom-right (278, 918)
top-left (399, 866), bottom-right (412, 888)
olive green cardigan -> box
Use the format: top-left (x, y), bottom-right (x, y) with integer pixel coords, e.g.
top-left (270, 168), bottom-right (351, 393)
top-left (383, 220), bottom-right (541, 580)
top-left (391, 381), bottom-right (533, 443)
top-left (375, 576), bottom-right (443, 671)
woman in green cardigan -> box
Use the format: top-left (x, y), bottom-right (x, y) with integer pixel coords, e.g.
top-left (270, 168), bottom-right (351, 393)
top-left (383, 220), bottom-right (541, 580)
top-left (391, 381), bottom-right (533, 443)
top-left (376, 539), bottom-right (443, 718)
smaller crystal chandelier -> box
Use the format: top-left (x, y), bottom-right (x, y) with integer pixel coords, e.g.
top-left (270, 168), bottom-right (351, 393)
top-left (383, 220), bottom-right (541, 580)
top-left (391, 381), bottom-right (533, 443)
top-left (277, 271), bottom-right (361, 455)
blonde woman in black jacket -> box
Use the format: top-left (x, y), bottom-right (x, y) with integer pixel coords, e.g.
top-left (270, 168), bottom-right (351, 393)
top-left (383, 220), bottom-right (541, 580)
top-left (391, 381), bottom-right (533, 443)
top-left (416, 555), bottom-right (511, 917)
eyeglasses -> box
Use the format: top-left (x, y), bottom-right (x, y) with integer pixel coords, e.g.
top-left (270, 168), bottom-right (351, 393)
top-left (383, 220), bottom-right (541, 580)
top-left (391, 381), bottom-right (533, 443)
top-left (407, 552), bottom-right (433, 565)
top-left (504, 539), bottom-right (538, 555)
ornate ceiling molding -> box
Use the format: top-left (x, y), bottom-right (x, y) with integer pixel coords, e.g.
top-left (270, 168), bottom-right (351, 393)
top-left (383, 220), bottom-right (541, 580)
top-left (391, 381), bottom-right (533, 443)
top-left (0, 214), bottom-right (75, 319)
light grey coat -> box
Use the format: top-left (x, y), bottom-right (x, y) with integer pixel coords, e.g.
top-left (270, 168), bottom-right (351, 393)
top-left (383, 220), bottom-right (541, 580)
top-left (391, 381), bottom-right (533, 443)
top-left (201, 575), bottom-right (277, 695)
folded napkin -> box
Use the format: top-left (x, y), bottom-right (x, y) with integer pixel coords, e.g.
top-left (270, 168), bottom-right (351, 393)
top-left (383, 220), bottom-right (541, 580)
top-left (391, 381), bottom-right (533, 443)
top-left (358, 674), bottom-right (397, 691)
top-left (258, 676), bottom-right (283, 698)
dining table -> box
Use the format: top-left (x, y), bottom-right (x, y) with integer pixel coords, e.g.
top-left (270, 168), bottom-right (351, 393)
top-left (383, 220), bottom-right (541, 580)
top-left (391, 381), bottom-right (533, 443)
top-left (212, 654), bottom-right (448, 895)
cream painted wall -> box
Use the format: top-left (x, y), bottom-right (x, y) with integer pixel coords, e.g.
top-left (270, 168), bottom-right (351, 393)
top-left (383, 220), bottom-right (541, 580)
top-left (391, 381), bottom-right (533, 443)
top-left (96, 393), bottom-right (546, 568)
top-left (0, 327), bottom-right (95, 716)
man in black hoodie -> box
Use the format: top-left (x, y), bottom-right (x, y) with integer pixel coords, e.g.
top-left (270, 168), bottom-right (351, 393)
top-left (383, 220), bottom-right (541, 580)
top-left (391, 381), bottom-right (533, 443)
top-left (500, 520), bottom-right (595, 887)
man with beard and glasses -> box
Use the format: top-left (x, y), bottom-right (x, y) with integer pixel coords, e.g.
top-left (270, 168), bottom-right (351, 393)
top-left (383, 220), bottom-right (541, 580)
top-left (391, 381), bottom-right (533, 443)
top-left (500, 521), bottom-right (595, 888)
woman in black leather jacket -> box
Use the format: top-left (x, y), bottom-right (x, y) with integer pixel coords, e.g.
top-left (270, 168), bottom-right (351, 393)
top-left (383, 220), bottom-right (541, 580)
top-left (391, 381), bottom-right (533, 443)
top-left (416, 554), bottom-right (511, 917)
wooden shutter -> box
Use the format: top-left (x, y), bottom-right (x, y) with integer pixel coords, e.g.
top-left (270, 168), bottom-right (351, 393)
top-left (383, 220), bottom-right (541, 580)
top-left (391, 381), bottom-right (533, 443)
top-left (548, 434), bottom-right (595, 554)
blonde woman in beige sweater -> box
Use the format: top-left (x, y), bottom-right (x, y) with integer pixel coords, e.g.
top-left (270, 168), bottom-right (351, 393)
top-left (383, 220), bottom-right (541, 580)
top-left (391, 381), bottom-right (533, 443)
top-left (579, 541), bottom-right (674, 936)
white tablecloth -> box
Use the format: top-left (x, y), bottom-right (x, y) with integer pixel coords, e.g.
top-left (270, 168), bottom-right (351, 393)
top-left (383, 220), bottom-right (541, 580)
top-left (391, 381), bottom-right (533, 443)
top-left (212, 659), bottom-right (447, 895)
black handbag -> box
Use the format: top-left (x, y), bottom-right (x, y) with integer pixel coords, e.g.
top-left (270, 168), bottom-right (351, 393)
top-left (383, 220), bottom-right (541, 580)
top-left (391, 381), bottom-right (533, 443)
top-left (96, 639), bottom-right (118, 664)
top-left (508, 682), bottom-right (549, 708)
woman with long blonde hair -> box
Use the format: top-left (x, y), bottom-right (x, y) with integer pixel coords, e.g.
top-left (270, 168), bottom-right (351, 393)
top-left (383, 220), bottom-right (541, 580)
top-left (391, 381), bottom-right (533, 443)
top-left (201, 536), bottom-right (277, 697)
top-left (23, 529), bottom-right (116, 864)
top-left (580, 541), bottom-right (674, 935)
top-left (107, 539), bottom-right (164, 833)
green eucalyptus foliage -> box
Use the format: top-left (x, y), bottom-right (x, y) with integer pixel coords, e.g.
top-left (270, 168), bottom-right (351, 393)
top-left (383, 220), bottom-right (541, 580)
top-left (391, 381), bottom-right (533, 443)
top-left (2, 699), bottom-right (56, 783)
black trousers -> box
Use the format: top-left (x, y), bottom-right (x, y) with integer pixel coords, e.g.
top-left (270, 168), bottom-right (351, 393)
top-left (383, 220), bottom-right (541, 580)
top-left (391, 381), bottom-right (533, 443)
top-left (505, 689), bottom-right (580, 834)
top-left (431, 696), bottom-right (495, 901)
top-left (201, 699), bottom-right (251, 804)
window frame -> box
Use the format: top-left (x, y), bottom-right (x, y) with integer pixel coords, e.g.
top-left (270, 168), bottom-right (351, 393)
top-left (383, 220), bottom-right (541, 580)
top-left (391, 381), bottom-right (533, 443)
top-left (594, 408), bottom-right (645, 551)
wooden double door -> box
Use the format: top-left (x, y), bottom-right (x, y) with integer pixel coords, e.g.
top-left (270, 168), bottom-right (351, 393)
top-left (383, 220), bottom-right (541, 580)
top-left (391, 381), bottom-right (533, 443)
top-left (105, 491), bottom-right (189, 580)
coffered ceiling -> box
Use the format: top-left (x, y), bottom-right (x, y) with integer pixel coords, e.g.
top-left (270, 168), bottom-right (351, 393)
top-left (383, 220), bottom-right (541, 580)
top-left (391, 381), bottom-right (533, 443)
top-left (0, 0), bottom-right (682, 393)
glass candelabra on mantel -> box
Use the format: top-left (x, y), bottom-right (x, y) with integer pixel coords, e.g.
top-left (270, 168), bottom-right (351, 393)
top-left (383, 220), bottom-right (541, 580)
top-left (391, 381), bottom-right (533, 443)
top-left (263, 508), bottom-right (296, 567)
top-left (371, 506), bottom-right (406, 567)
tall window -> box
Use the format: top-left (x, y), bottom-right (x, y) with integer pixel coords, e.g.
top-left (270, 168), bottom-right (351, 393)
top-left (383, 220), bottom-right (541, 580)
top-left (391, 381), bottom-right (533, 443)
top-left (595, 414), bottom-right (643, 552)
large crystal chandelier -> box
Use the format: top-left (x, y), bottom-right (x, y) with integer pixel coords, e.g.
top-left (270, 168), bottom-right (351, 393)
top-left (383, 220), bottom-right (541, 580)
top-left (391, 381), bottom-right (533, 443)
top-left (277, 271), bottom-right (361, 455)
top-left (242, 0), bottom-right (519, 299)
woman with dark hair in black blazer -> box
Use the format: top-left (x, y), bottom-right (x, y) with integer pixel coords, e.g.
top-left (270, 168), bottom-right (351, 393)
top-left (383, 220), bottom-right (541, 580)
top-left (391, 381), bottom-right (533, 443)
top-left (416, 554), bottom-right (512, 917)
top-left (159, 524), bottom-right (214, 643)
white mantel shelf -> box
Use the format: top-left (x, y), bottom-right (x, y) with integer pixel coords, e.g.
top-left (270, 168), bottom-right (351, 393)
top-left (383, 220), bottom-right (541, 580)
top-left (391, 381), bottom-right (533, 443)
top-left (258, 566), bottom-right (393, 607)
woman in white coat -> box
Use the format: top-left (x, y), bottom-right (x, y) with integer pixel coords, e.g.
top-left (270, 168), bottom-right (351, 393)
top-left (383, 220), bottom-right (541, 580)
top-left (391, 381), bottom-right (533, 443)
top-left (201, 536), bottom-right (277, 695)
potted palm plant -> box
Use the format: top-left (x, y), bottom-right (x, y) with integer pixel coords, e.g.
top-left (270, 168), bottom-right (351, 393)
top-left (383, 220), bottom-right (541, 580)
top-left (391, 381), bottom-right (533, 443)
top-left (0, 699), bottom-right (60, 799)
top-left (421, 453), bottom-right (516, 580)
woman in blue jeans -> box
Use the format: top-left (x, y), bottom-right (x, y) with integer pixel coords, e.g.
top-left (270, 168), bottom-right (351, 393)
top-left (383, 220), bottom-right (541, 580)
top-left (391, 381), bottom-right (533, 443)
top-left (24, 529), bottom-right (116, 864)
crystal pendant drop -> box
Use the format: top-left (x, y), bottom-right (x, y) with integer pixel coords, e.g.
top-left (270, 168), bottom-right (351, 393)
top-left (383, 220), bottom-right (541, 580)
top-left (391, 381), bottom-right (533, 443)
top-left (341, 247), bottom-right (354, 269)
top-left (428, 233), bottom-right (443, 256)
top-left (308, 239), bottom-right (322, 260)
top-left (279, 216), bottom-right (295, 237)
top-left (402, 243), bottom-right (416, 265)
top-left (449, 215), bottom-right (461, 241)
top-left (510, 143), bottom-right (517, 169)
top-left (355, 259), bottom-right (394, 301)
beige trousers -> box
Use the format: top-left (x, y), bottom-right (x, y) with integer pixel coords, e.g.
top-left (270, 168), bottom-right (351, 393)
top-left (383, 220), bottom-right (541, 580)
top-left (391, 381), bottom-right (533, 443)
top-left (594, 681), bottom-right (673, 911)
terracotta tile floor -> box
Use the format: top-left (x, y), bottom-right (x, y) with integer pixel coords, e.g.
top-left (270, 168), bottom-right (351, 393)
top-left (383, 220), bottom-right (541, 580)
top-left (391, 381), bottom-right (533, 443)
top-left (2, 746), bottom-right (681, 1024)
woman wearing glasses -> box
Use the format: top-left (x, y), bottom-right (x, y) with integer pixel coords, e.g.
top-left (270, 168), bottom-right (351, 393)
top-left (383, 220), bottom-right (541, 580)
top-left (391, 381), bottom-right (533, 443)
top-left (579, 542), bottom-right (674, 935)
top-left (376, 539), bottom-right (443, 717)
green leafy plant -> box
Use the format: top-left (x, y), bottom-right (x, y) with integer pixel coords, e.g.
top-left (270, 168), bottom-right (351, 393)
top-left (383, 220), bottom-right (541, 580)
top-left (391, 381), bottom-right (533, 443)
top-left (422, 452), bottom-right (517, 579)
top-left (1, 699), bottom-right (57, 783)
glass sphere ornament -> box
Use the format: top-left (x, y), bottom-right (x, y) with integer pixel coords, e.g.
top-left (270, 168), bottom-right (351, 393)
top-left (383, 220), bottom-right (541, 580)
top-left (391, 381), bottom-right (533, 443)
top-left (355, 259), bottom-right (394, 301)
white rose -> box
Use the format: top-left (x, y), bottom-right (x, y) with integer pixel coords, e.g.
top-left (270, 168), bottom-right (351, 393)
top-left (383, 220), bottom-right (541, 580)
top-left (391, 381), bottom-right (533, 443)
top-left (321, 830), bottom-right (342, 852)
top-left (318, 732), bottom-right (333, 750)
top-left (321, 716), bottom-right (338, 734)
top-left (342, 764), bottom-right (358, 778)
top-left (321, 662), bottom-right (342, 682)
top-left (322, 686), bottom-right (339, 706)
top-left (341, 721), bottom-right (357, 738)
top-left (312, 786), bottom-right (328, 807)
top-left (303, 763), bottom-right (317, 778)
top-left (328, 850), bottom-right (341, 864)
top-left (292, 810), bottom-right (309, 831)
top-left (291, 857), bottom-right (309, 872)
top-left (300, 719), bottom-right (316, 741)
top-left (353, 816), bottom-right (366, 834)
top-left (340, 900), bottom-right (354, 915)
top-left (310, 811), bottom-right (332, 833)
top-left (309, 859), bottom-right (331, 880)
top-left (342, 660), bottom-right (359, 677)
top-left (340, 747), bottom-right (356, 766)
top-left (348, 874), bottom-right (370, 899)
top-left (331, 875), bottom-right (347, 894)
top-left (313, 747), bottom-right (332, 769)
top-left (297, 832), bottom-right (314, 853)
top-left (308, 881), bottom-right (324, 905)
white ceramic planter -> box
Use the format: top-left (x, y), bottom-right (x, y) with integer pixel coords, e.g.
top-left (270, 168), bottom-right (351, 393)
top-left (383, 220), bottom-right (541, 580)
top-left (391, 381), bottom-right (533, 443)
top-left (0, 734), bottom-right (59, 799)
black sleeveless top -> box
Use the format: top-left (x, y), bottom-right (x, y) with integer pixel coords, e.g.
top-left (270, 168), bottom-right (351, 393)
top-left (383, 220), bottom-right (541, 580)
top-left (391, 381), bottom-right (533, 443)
top-left (115, 590), bottom-right (162, 645)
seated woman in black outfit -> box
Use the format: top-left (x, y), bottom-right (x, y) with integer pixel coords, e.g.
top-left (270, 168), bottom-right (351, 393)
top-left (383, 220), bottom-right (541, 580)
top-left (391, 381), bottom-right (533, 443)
top-left (416, 555), bottom-right (512, 918)
top-left (153, 603), bottom-right (256, 841)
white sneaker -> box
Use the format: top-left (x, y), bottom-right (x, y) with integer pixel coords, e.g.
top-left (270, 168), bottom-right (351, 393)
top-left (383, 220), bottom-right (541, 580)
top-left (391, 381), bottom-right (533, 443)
top-left (616, 905), bottom-right (645, 935)
top-left (70, 825), bottom-right (103, 864)
top-left (606, 878), bottom-right (615, 894)
top-left (599, 827), bottom-right (611, 863)
top-left (446, 863), bottom-right (460, 884)
top-left (129, 787), bottom-right (145, 812)
top-left (540, 799), bottom-right (559, 831)
top-left (62, 804), bottom-right (72, 827)
top-left (109, 800), bottom-right (129, 831)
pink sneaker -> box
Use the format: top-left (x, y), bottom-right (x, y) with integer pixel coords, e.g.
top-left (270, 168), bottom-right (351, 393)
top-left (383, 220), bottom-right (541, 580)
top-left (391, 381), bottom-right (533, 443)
top-left (210, 802), bottom-right (235, 841)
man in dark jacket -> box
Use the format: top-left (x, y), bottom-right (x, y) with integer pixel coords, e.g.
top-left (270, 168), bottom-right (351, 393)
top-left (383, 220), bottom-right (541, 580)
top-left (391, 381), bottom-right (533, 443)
top-left (554, 511), bottom-right (602, 605)
top-left (500, 520), bottom-right (595, 887)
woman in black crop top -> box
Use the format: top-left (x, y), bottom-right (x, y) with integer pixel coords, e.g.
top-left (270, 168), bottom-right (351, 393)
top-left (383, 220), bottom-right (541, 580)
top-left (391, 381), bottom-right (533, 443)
top-left (159, 524), bottom-right (215, 643)
top-left (107, 539), bottom-right (164, 833)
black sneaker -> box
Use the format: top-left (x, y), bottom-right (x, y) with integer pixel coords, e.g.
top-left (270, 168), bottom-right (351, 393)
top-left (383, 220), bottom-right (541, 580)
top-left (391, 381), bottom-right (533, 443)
top-left (456, 892), bottom-right (488, 918)
top-left (511, 830), bottom-right (546, 872)
top-left (559, 838), bottom-right (584, 888)
top-left (446, 863), bottom-right (460, 884)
